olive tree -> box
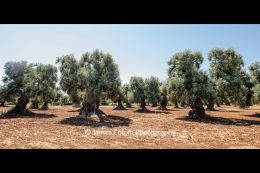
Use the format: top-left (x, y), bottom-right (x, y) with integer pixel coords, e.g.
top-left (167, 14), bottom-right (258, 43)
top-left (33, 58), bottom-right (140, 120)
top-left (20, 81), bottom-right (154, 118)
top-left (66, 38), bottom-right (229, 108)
top-left (249, 62), bottom-right (260, 84)
top-left (37, 64), bottom-right (57, 110)
top-left (145, 76), bottom-right (161, 107)
top-left (2, 61), bottom-right (34, 115)
top-left (168, 50), bottom-right (208, 118)
top-left (239, 70), bottom-right (254, 108)
top-left (77, 50), bottom-right (121, 121)
top-left (158, 81), bottom-right (168, 110)
top-left (122, 83), bottom-right (132, 108)
top-left (208, 48), bottom-right (246, 107)
top-left (56, 54), bottom-right (81, 107)
top-left (129, 76), bottom-right (148, 112)
top-left (24, 64), bottom-right (58, 110)
top-left (0, 85), bottom-right (10, 106)
top-left (52, 87), bottom-right (70, 105)
top-left (113, 86), bottom-right (126, 110)
top-left (252, 84), bottom-right (260, 104)
top-left (249, 61), bottom-right (260, 104)
top-left (167, 76), bottom-right (187, 108)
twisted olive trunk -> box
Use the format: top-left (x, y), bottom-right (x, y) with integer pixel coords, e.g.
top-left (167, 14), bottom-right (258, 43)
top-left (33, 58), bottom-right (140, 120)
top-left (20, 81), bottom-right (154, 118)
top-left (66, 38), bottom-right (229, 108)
top-left (188, 97), bottom-right (206, 119)
top-left (41, 101), bottom-right (48, 110)
top-left (6, 96), bottom-right (34, 115)
top-left (113, 98), bottom-right (126, 110)
top-left (79, 101), bottom-right (106, 122)
top-left (138, 98), bottom-right (148, 112)
top-left (159, 96), bottom-right (167, 110)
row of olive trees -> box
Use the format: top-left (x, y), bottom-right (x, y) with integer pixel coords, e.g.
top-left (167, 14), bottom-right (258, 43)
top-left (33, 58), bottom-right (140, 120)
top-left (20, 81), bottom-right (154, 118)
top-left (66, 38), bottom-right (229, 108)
top-left (166, 48), bottom-right (260, 118)
top-left (1, 48), bottom-right (260, 120)
top-left (0, 62), bottom-right (61, 115)
top-left (55, 48), bottom-right (260, 119)
top-left (126, 48), bottom-right (260, 118)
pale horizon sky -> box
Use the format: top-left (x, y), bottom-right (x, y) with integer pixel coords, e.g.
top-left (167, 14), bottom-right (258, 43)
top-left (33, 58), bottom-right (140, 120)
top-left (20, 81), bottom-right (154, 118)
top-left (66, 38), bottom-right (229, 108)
top-left (0, 24), bottom-right (260, 84)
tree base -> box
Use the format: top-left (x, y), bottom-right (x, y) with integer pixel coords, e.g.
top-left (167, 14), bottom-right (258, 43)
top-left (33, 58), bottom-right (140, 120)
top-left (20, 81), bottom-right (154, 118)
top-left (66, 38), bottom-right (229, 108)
top-left (188, 110), bottom-right (206, 119)
top-left (40, 102), bottom-right (48, 110)
top-left (136, 107), bottom-right (149, 112)
top-left (5, 108), bottom-right (35, 117)
top-left (79, 107), bottom-right (107, 122)
top-left (188, 98), bottom-right (206, 119)
top-left (4, 96), bottom-right (34, 116)
top-left (113, 105), bottom-right (126, 110)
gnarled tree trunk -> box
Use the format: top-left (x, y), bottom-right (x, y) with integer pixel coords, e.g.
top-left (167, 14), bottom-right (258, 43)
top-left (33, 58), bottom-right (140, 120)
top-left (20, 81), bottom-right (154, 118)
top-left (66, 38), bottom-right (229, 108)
top-left (138, 98), bottom-right (148, 112)
top-left (79, 101), bottom-right (106, 122)
top-left (41, 101), bottom-right (48, 110)
top-left (188, 97), bottom-right (206, 119)
top-left (113, 98), bottom-right (126, 110)
top-left (158, 97), bottom-right (167, 110)
top-left (6, 96), bottom-right (34, 115)
top-left (30, 100), bottom-right (39, 109)
top-left (71, 94), bottom-right (80, 107)
top-left (246, 91), bottom-right (253, 107)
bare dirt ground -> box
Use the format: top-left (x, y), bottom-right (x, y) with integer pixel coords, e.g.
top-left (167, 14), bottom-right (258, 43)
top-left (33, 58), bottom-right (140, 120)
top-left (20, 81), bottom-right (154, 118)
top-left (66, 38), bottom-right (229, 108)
top-left (0, 104), bottom-right (260, 149)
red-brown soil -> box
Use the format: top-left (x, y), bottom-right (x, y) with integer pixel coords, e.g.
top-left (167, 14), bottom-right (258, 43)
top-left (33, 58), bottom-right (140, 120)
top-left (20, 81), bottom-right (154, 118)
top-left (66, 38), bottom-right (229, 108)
top-left (0, 105), bottom-right (260, 148)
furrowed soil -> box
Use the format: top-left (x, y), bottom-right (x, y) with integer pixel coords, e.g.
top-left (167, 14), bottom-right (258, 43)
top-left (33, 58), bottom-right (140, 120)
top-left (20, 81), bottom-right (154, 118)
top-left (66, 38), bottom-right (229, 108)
top-left (0, 105), bottom-right (260, 149)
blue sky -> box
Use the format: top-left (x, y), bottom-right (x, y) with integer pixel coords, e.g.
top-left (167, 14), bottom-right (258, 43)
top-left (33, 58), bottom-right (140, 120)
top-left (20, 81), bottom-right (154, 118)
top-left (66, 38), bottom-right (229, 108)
top-left (0, 24), bottom-right (260, 84)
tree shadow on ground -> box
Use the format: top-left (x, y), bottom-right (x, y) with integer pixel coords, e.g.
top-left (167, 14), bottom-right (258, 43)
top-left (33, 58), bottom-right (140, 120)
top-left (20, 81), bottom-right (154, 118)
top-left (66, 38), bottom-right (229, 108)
top-left (176, 115), bottom-right (260, 126)
top-left (134, 109), bottom-right (172, 114)
top-left (0, 113), bottom-right (56, 119)
top-left (59, 115), bottom-right (132, 128)
top-left (241, 113), bottom-right (260, 118)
